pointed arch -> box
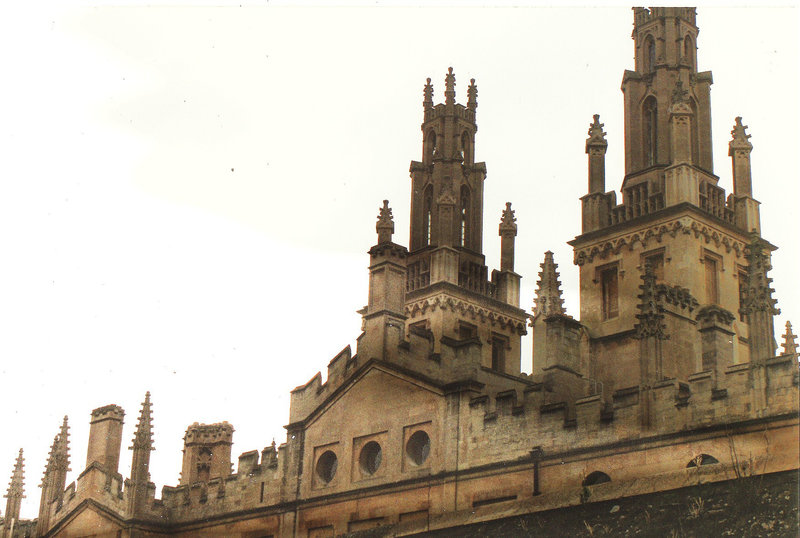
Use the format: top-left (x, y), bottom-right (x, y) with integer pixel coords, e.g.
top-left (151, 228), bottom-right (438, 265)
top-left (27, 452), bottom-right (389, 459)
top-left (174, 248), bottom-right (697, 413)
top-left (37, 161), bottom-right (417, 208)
top-left (461, 131), bottom-right (472, 164)
top-left (423, 184), bottom-right (433, 246)
top-left (643, 96), bottom-right (658, 166)
top-left (425, 130), bottom-right (436, 163)
top-left (684, 35), bottom-right (694, 69)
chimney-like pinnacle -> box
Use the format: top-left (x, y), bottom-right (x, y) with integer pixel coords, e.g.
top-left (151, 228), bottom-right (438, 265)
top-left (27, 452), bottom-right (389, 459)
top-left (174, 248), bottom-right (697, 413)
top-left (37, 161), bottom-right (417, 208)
top-left (444, 67), bottom-right (456, 105)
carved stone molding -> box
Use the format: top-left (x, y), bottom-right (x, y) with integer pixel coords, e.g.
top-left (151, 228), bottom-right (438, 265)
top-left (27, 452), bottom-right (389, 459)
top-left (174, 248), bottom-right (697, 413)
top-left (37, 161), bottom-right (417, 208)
top-left (405, 294), bottom-right (527, 334)
top-left (573, 216), bottom-right (745, 266)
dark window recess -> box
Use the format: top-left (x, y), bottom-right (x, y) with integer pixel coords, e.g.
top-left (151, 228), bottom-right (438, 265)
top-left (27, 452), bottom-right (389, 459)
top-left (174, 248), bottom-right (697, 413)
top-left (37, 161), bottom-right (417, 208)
top-left (491, 335), bottom-right (507, 372)
top-left (601, 267), bottom-right (619, 320)
top-left (687, 454), bottom-right (719, 467)
top-left (705, 256), bottom-right (719, 305)
top-left (583, 471), bottom-right (611, 486)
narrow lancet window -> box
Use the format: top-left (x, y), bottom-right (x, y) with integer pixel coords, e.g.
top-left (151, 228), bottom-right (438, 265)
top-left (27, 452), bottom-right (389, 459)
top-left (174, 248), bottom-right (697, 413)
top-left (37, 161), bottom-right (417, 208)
top-left (423, 185), bottom-right (433, 246)
top-left (643, 97), bottom-right (658, 166)
top-left (459, 186), bottom-right (470, 247)
top-left (645, 35), bottom-right (656, 73)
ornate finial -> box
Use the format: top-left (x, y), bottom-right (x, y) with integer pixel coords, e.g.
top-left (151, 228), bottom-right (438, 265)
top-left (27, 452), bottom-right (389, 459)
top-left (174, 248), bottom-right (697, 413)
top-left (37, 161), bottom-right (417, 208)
top-left (445, 67), bottom-right (456, 105)
top-left (376, 200), bottom-right (394, 244)
top-left (634, 263), bottom-right (668, 340)
top-left (499, 202), bottom-right (517, 236)
top-left (467, 78), bottom-right (478, 111)
top-left (41, 433), bottom-right (60, 485)
top-left (729, 116), bottom-right (753, 152)
top-left (586, 114), bottom-right (608, 150)
top-left (131, 391), bottom-right (155, 451)
top-left (423, 77), bottom-right (433, 110)
top-left (533, 251), bottom-right (565, 317)
top-left (55, 416), bottom-right (70, 471)
top-left (671, 79), bottom-right (689, 105)
top-left (5, 448), bottom-right (25, 501)
top-left (782, 321), bottom-right (798, 356)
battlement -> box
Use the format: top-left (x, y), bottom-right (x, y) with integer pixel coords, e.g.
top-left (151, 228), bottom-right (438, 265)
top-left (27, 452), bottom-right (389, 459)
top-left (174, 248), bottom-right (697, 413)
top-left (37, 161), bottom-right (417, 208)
top-left (183, 422), bottom-right (234, 445)
top-left (463, 353), bottom-right (798, 468)
top-left (89, 404), bottom-right (124, 423)
top-left (633, 7), bottom-right (696, 28)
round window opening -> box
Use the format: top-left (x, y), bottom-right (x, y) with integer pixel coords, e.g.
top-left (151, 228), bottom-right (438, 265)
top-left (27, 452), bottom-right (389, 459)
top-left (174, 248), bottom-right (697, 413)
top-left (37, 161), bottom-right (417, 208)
top-left (359, 441), bottom-right (382, 475)
top-left (315, 450), bottom-right (338, 483)
top-left (406, 430), bottom-right (431, 466)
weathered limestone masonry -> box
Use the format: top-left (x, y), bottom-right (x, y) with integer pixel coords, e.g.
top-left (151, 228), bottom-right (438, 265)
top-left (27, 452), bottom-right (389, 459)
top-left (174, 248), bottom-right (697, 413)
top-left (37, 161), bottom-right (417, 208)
top-left (2, 7), bottom-right (797, 538)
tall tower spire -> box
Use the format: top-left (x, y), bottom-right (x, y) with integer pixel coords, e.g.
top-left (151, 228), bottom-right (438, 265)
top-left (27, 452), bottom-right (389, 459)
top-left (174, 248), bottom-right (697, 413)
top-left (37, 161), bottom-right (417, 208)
top-left (127, 392), bottom-right (154, 516)
top-left (4, 449), bottom-right (25, 525)
top-left (405, 68), bottom-right (527, 375)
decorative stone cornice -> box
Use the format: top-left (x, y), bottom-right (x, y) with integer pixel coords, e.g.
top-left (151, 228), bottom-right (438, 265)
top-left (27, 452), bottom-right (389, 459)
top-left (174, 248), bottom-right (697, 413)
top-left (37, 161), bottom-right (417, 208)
top-left (695, 304), bottom-right (735, 326)
top-left (572, 215), bottom-right (746, 266)
top-left (405, 294), bottom-right (527, 334)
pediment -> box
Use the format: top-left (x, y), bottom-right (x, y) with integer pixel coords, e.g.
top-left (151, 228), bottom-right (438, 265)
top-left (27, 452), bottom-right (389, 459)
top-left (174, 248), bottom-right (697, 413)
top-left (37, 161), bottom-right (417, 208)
top-left (49, 500), bottom-right (125, 537)
top-left (303, 360), bottom-right (446, 431)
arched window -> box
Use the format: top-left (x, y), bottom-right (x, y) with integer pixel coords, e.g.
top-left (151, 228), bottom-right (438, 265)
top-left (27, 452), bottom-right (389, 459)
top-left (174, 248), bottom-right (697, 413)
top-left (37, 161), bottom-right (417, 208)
top-left (687, 454), bottom-right (719, 468)
top-left (459, 185), bottom-right (470, 247)
top-left (423, 185), bottom-right (433, 246)
top-left (684, 36), bottom-right (694, 69)
top-left (425, 131), bottom-right (436, 162)
top-left (583, 471), bottom-right (611, 486)
top-left (461, 131), bottom-right (471, 164)
top-left (645, 35), bottom-right (656, 73)
top-left (643, 96), bottom-right (658, 166)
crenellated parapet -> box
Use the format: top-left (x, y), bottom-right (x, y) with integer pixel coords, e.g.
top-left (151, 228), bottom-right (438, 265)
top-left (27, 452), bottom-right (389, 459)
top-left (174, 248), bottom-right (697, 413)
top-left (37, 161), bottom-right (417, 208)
top-left (461, 351), bottom-right (798, 469)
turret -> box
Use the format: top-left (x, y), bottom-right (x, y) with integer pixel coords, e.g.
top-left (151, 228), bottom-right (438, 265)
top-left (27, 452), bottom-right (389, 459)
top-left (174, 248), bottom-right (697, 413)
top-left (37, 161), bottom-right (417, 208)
top-left (4, 449), bottom-right (25, 530)
top-left (179, 423), bottom-right (233, 486)
top-left (357, 200), bottom-right (408, 361)
top-left (581, 114), bottom-right (612, 233)
top-left (127, 392), bottom-right (154, 515)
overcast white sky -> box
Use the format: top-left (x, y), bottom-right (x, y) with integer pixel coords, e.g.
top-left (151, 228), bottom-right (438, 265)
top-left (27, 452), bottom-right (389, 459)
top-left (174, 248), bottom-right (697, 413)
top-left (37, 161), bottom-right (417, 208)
top-left (0, 3), bottom-right (797, 518)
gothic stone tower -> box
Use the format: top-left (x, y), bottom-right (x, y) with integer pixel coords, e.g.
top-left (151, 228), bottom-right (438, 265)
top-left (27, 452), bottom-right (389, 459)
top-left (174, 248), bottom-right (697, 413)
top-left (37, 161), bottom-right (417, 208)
top-left (404, 68), bottom-right (527, 375)
top-left (569, 7), bottom-right (777, 395)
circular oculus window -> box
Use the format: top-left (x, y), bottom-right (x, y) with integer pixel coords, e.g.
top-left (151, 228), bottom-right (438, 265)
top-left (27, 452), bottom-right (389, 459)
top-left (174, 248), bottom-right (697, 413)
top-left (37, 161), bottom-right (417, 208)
top-left (405, 430), bottom-right (431, 466)
top-left (359, 441), bottom-right (382, 475)
top-left (315, 450), bottom-right (338, 483)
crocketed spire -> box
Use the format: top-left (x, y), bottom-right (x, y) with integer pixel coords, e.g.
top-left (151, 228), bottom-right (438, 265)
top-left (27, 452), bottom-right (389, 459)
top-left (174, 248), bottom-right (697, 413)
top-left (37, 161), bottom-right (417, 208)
top-left (533, 251), bottom-right (565, 317)
top-left (781, 321), bottom-right (797, 356)
top-left (131, 392), bottom-right (154, 451)
top-left (376, 200), bottom-right (394, 244)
